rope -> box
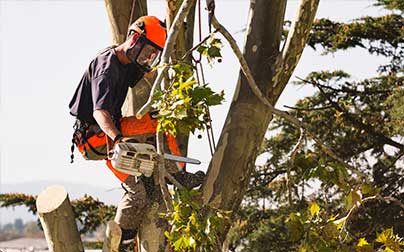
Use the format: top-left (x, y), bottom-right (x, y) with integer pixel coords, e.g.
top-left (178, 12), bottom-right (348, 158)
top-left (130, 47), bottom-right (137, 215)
top-left (192, 0), bottom-right (216, 155)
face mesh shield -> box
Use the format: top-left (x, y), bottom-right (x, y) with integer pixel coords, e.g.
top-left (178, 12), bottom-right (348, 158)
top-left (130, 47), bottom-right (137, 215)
top-left (136, 44), bottom-right (162, 69)
top-left (126, 35), bottom-right (163, 72)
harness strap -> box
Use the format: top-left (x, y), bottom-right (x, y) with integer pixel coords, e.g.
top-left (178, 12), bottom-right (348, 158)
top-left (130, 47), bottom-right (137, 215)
top-left (70, 136), bottom-right (75, 163)
top-left (71, 119), bottom-right (109, 161)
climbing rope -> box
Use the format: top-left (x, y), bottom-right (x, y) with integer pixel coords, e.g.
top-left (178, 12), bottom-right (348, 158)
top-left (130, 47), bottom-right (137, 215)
top-left (192, 0), bottom-right (217, 156)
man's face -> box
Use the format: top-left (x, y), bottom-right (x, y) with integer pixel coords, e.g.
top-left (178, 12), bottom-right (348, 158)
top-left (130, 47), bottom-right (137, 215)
top-left (126, 34), bottom-right (162, 72)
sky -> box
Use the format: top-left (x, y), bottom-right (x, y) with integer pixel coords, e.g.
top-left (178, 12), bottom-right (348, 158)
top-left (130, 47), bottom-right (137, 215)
top-left (0, 0), bottom-right (389, 194)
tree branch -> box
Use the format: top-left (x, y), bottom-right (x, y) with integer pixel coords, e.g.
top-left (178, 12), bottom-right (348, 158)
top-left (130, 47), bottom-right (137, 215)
top-left (311, 79), bottom-right (404, 151)
top-left (287, 128), bottom-right (305, 206)
top-left (284, 104), bottom-right (333, 111)
top-left (272, 0), bottom-right (320, 94)
top-left (181, 30), bottom-right (218, 61)
top-left (136, 0), bottom-right (197, 119)
top-left (210, 15), bottom-right (367, 181)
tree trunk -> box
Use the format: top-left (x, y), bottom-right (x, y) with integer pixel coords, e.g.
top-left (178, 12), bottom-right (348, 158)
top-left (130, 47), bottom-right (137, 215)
top-left (138, 200), bottom-right (168, 252)
top-left (104, 0), bottom-right (147, 45)
top-left (104, 0), bottom-right (319, 250)
top-left (201, 0), bottom-right (319, 245)
top-left (102, 220), bottom-right (122, 252)
top-left (36, 185), bottom-right (84, 252)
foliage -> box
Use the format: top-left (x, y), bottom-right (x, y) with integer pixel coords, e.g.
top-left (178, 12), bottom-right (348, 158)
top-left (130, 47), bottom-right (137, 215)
top-left (287, 201), bottom-right (404, 252)
top-left (162, 189), bottom-right (230, 252)
top-left (153, 62), bottom-right (224, 136)
top-left (73, 195), bottom-right (116, 234)
top-left (307, 15), bottom-right (404, 73)
top-left (196, 37), bottom-right (223, 65)
top-left (385, 86), bottom-right (404, 135)
top-left (0, 193), bottom-right (37, 214)
top-left (0, 193), bottom-right (116, 234)
top-left (153, 37), bottom-right (224, 136)
top-left (227, 1), bottom-right (404, 251)
top-left (375, 0), bottom-right (404, 11)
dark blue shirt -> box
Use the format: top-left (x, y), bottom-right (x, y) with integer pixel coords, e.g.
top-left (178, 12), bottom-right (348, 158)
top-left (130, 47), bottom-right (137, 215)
top-left (69, 48), bottom-right (143, 124)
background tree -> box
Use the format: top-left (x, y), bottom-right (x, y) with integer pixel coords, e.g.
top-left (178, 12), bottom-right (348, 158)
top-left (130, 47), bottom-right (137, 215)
top-left (5, 1), bottom-right (403, 251)
top-left (227, 1), bottom-right (404, 251)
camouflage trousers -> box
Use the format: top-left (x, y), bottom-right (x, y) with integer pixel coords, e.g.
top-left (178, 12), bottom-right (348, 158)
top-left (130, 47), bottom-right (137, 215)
top-left (114, 170), bottom-right (205, 231)
top-left (114, 176), bottom-right (149, 231)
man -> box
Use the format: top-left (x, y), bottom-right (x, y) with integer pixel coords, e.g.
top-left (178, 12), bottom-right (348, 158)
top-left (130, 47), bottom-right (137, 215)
top-left (69, 16), bottom-right (204, 251)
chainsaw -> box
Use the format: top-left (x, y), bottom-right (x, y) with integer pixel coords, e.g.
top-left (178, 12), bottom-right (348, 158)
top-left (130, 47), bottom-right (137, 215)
top-left (109, 142), bottom-right (201, 177)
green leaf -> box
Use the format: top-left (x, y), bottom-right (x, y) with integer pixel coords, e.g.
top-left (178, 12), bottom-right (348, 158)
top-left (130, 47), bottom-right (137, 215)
top-left (207, 46), bottom-right (222, 58)
top-left (205, 92), bottom-right (225, 106)
top-left (192, 86), bottom-right (214, 103)
top-left (287, 213), bottom-right (304, 241)
top-left (172, 236), bottom-right (187, 250)
top-left (310, 202), bottom-right (321, 217)
top-left (197, 45), bottom-right (208, 55)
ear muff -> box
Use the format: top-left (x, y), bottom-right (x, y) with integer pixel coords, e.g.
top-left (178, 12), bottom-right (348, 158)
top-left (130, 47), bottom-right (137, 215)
top-left (130, 32), bottom-right (140, 45)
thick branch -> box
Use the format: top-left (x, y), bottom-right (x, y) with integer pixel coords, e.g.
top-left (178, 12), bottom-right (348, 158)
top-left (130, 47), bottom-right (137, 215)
top-left (105, 0), bottom-right (138, 45)
top-left (272, 0), bottom-right (320, 97)
top-left (136, 0), bottom-right (197, 119)
top-left (212, 15), bottom-right (366, 181)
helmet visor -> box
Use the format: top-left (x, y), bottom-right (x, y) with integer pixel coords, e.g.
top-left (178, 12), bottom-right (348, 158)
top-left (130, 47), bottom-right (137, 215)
top-left (127, 35), bottom-right (163, 71)
top-left (136, 43), bottom-right (162, 69)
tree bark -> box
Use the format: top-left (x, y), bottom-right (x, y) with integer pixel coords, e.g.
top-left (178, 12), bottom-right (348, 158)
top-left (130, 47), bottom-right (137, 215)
top-left (201, 0), bottom-right (320, 245)
top-left (104, 0), bottom-right (150, 119)
top-left (271, 0), bottom-right (320, 101)
top-left (104, 0), bottom-right (147, 45)
top-left (203, 0), bottom-right (286, 206)
top-left (104, 2), bottom-right (196, 251)
top-left (104, 0), bottom-right (320, 250)
top-left (138, 201), bottom-right (168, 252)
top-left (36, 185), bottom-right (84, 252)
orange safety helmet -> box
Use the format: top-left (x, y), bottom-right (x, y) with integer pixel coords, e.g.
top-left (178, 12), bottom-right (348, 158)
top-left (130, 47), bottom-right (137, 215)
top-left (126, 16), bottom-right (166, 72)
top-left (128, 16), bottom-right (166, 50)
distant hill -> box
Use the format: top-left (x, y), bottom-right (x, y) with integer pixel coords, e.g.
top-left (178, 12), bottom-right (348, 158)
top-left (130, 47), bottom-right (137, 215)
top-left (0, 181), bottom-right (123, 224)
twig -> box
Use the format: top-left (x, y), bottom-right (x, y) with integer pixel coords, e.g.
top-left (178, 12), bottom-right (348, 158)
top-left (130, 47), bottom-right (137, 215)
top-left (181, 29), bottom-right (219, 61)
top-left (284, 104), bottom-right (333, 111)
top-left (287, 128), bottom-right (305, 206)
top-left (312, 78), bottom-right (404, 151)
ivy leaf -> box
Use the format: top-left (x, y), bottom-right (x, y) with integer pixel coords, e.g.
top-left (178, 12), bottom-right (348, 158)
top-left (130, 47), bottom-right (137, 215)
top-left (192, 86), bottom-right (215, 103)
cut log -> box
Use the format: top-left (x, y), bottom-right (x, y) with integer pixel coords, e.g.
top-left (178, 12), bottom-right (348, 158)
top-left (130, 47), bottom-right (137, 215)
top-left (36, 185), bottom-right (84, 252)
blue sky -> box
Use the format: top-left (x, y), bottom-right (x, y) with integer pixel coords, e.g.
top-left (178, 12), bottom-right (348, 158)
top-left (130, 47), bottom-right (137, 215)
top-left (0, 0), bottom-right (389, 192)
